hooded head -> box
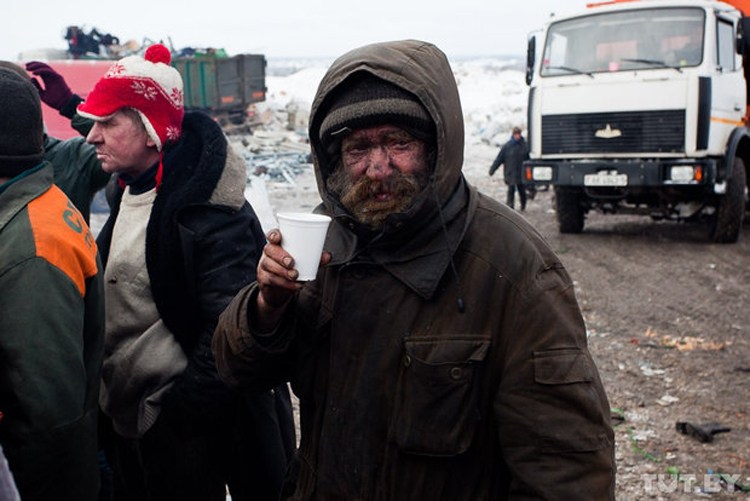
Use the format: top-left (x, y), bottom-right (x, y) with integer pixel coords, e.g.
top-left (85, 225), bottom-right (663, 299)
top-left (77, 44), bottom-right (184, 152)
top-left (309, 40), bottom-right (464, 233)
top-left (0, 68), bottom-right (44, 177)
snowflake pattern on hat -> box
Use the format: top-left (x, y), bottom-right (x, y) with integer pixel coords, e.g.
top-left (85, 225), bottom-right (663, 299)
top-left (77, 43), bottom-right (184, 151)
top-left (105, 63), bottom-right (126, 78)
top-left (166, 126), bottom-right (181, 141)
top-left (170, 87), bottom-right (184, 107)
top-left (132, 81), bottom-right (158, 101)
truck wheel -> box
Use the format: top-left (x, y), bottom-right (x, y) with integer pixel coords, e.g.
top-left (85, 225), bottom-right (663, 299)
top-left (710, 157), bottom-right (746, 243)
top-left (555, 187), bottom-right (585, 233)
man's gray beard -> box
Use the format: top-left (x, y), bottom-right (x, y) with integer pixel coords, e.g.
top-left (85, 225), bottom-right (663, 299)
top-left (327, 164), bottom-right (429, 229)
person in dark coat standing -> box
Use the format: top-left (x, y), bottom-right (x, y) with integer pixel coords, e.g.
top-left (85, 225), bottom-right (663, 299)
top-left (489, 126), bottom-right (529, 210)
top-left (0, 68), bottom-right (104, 501)
top-left (213, 40), bottom-right (615, 500)
top-left (77, 44), bottom-right (294, 501)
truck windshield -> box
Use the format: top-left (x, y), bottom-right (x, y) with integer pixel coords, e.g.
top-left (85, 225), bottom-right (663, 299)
top-left (541, 7), bottom-right (705, 77)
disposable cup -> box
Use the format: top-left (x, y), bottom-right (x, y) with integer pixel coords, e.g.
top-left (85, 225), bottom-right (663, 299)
top-left (276, 212), bottom-right (332, 281)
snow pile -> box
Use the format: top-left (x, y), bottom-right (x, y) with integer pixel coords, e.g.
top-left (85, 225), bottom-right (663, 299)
top-left (266, 66), bottom-right (327, 110)
top-left (455, 61), bottom-right (527, 147)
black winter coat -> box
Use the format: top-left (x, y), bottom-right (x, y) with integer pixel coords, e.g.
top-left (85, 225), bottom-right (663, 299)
top-left (97, 112), bottom-right (286, 434)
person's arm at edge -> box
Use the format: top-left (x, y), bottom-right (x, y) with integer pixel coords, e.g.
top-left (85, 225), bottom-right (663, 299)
top-left (493, 264), bottom-right (615, 499)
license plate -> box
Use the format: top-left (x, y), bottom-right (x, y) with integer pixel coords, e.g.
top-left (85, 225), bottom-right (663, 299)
top-left (584, 172), bottom-right (628, 187)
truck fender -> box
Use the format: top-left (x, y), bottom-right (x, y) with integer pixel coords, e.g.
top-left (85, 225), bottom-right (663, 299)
top-left (723, 126), bottom-right (750, 178)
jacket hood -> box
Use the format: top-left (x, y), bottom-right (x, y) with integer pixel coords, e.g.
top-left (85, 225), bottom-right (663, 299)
top-left (309, 40), bottom-right (465, 238)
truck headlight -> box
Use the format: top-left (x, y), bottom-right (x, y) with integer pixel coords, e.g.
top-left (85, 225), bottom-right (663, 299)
top-left (670, 166), bottom-right (698, 183)
top-left (532, 166), bottom-right (553, 181)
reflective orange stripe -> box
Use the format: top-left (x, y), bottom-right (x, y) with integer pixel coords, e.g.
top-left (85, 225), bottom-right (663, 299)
top-left (710, 116), bottom-right (745, 126)
top-left (26, 186), bottom-right (98, 297)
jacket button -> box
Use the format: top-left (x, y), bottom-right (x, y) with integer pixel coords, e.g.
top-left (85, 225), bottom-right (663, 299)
top-left (403, 355), bottom-right (412, 367)
top-left (450, 367), bottom-right (463, 380)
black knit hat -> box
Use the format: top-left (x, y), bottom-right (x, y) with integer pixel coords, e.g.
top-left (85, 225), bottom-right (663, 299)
top-left (0, 68), bottom-right (44, 177)
top-left (0, 60), bottom-right (30, 81)
top-left (319, 72), bottom-right (434, 154)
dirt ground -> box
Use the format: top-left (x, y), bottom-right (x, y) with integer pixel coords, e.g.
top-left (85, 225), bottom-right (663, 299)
top-left (264, 139), bottom-right (750, 499)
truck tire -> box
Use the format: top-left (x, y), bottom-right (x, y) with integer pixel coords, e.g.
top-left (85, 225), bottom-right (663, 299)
top-left (555, 187), bottom-right (585, 233)
top-left (710, 157), bottom-right (746, 243)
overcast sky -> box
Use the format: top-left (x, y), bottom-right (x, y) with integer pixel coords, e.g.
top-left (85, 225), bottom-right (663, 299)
top-left (3, 1), bottom-right (581, 62)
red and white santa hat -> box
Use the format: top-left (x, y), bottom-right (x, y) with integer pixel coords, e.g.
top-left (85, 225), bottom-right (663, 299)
top-left (78, 44), bottom-right (184, 151)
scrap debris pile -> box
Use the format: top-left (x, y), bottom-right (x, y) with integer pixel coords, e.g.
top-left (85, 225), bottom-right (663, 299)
top-left (64, 25), bottom-right (228, 60)
top-left (229, 100), bottom-right (314, 186)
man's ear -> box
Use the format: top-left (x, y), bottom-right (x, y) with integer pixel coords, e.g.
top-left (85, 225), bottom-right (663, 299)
top-left (145, 136), bottom-right (158, 149)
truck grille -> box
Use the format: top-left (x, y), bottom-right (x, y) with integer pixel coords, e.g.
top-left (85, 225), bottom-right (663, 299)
top-left (541, 110), bottom-right (685, 154)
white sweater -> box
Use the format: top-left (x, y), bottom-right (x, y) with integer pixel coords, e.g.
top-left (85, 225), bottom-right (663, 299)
top-left (99, 187), bottom-right (187, 439)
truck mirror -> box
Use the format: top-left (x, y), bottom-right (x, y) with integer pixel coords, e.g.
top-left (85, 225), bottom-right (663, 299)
top-left (526, 36), bottom-right (536, 85)
top-left (737, 17), bottom-right (750, 55)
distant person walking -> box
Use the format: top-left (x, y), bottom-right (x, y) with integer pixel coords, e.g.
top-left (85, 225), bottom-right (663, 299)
top-left (489, 126), bottom-right (529, 210)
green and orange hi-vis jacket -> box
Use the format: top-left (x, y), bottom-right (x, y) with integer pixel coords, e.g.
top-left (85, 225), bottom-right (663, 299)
top-left (0, 162), bottom-right (104, 500)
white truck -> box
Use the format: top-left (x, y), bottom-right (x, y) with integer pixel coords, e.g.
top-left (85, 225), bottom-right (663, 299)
top-left (523, 0), bottom-right (750, 242)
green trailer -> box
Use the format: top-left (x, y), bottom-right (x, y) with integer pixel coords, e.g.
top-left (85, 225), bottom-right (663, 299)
top-left (173, 53), bottom-right (267, 125)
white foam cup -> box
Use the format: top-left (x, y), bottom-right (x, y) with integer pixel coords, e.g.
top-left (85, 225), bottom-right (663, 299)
top-left (276, 212), bottom-right (332, 281)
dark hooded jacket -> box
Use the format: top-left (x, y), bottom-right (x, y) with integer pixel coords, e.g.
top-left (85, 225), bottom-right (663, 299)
top-left (213, 40), bottom-right (615, 500)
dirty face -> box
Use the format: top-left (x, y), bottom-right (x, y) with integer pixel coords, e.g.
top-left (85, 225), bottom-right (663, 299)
top-left (328, 124), bottom-right (430, 228)
top-left (86, 108), bottom-right (158, 178)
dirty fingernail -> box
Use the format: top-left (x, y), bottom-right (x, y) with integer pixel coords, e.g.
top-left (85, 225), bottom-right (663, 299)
top-left (282, 256), bottom-right (293, 268)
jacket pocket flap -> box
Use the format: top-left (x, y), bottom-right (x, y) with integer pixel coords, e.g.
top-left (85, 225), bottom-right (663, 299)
top-left (405, 337), bottom-right (491, 365)
top-left (533, 349), bottom-right (594, 384)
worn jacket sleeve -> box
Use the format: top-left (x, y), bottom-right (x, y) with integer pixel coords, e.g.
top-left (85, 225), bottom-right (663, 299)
top-left (70, 111), bottom-right (94, 138)
top-left (213, 283), bottom-right (299, 393)
top-left (489, 146), bottom-right (506, 176)
top-left (493, 264), bottom-right (615, 499)
top-left (56, 137), bottom-right (110, 192)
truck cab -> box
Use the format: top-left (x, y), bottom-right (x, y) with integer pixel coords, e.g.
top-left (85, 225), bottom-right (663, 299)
top-left (524, 0), bottom-right (750, 242)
